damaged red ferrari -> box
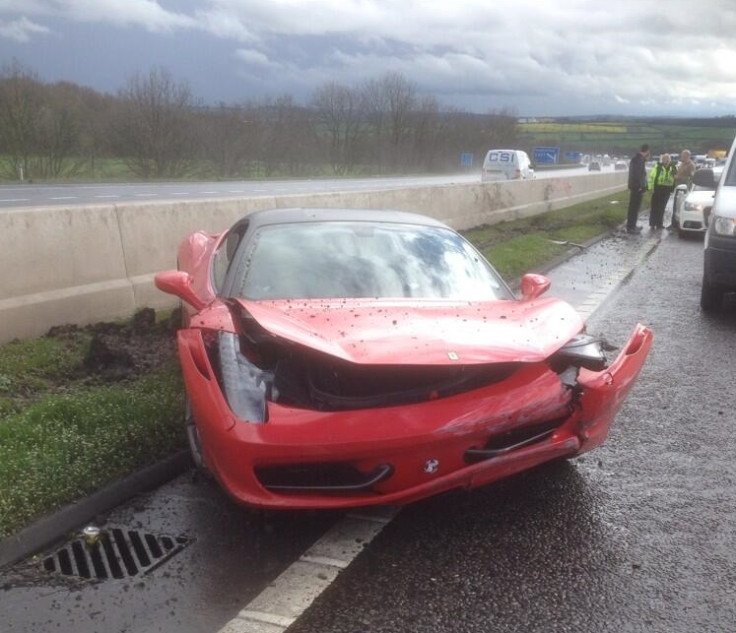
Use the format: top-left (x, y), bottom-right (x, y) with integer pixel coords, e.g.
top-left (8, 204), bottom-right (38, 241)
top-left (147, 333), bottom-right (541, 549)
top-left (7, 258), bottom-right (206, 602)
top-left (155, 207), bottom-right (652, 510)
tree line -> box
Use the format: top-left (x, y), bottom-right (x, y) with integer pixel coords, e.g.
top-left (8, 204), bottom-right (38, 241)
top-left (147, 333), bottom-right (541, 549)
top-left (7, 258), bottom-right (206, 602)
top-left (0, 59), bottom-right (521, 181)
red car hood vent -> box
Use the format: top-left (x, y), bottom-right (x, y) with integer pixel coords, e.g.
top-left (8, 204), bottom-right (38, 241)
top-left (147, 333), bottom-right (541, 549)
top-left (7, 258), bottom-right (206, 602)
top-left (233, 297), bottom-right (584, 365)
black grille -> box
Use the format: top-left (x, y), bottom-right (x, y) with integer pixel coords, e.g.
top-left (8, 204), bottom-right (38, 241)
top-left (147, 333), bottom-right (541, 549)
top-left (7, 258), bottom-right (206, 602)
top-left (256, 462), bottom-right (392, 493)
top-left (464, 418), bottom-right (566, 463)
top-left (41, 527), bottom-right (190, 580)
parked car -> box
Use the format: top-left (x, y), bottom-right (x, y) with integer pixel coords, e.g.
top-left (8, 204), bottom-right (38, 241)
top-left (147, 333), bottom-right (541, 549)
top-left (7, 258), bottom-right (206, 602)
top-left (675, 165), bottom-right (725, 238)
top-left (155, 207), bottom-right (652, 510)
top-left (481, 149), bottom-right (534, 181)
top-left (694, 147), bottom-right (736, 311)
top-left (614, 161), bottom-right (627, 171)
top-left (588, 161), bottom-right (602, 171)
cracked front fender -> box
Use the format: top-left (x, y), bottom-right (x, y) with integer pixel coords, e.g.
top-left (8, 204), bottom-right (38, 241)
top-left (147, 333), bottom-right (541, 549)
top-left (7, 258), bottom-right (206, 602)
top-left (575, 323), bottom-right (653, 453)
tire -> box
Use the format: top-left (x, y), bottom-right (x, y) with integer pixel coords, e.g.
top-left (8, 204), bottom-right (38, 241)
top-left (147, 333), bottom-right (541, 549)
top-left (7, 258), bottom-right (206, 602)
top-left (700, 275), bottom-right (724, 313)
top-left (185, 396), bottom-right (211, 476)
top-left (671, 192), bottom-right (680, 228)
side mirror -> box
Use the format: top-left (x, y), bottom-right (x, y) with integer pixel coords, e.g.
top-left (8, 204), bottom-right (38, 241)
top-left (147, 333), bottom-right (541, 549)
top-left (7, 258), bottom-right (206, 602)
top-left (692, 169), bottom-right (716, 189)
top-left (154, 270), bottom-right (207, 311)
top-left (520, 273), bottom-right (551, 301)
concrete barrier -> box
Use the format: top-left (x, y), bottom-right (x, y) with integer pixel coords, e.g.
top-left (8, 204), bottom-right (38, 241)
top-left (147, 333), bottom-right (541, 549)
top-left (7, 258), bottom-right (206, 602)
top-left (0, 173), bottom-right (626, 343)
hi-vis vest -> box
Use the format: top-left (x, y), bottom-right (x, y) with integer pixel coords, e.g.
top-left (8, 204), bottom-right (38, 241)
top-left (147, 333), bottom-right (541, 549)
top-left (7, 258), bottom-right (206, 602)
top-left (649, 162), bottom-right (676, 188)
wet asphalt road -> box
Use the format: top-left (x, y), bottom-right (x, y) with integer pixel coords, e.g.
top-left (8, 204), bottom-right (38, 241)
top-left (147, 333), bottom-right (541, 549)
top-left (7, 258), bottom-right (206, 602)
top-left (0, 474), bottom-right (341, 632)
top-left (288, 229), bottom-right (736, 633)
top-left (4, 223), bottom-right (736, 632)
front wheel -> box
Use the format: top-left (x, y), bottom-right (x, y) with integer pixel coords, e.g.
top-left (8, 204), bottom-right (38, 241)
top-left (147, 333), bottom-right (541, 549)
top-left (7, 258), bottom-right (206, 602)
top-left (700, 275), bottom-right (724, 312)
top-left (670, 194), bottom-right (680, 228)
top-left (185, 397), bottom-right (211, 476)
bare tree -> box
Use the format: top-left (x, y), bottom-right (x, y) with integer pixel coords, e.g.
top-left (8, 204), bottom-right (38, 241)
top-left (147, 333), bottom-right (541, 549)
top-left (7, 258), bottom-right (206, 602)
top-left (259, 95), bottom-right (313, 177)
top-left (311, 81), bottom-right (364, 175)
top-left (431, 108), bottom-right (520, 171)
top-left (35, 81), bottom-right (91, 178)
top-left (408, 95), bottom-right (445, 171)
top-left (197, 103), bottom-right (259, 179)
top-left (384, 71), bottom-right (417, 168)
top-left (115, 67), bottom-right (196, 178)
top-left (359, 76), bottom-right (389, 171)
top-left (0, 59), bottom-right (42, 180)
top-left (360, 72), bottom-right (417, 172)
top-left (74, 87), bottom-right (119, 174)
top-left (477, 109), bottom-right (520, 153)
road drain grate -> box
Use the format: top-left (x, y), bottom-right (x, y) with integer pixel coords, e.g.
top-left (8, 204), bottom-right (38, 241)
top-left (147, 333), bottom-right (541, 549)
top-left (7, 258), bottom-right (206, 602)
top-left (41, 527), bottom-right (190, 580)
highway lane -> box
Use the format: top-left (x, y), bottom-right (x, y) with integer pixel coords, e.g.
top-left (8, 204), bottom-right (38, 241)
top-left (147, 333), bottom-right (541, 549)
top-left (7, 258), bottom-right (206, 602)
top-left (0, 167), bottom-right (592, 209)
top-left (280, 229), bottom-right (736, 633)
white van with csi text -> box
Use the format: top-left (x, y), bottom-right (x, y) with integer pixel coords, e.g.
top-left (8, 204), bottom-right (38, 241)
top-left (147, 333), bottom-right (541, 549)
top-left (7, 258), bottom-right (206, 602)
top-left (481, 149), bottom-right (535, 182)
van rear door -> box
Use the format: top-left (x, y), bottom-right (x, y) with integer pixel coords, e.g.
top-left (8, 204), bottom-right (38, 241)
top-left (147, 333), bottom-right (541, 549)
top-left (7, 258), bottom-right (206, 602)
top-left (482, 150), bottom-right (518, 182)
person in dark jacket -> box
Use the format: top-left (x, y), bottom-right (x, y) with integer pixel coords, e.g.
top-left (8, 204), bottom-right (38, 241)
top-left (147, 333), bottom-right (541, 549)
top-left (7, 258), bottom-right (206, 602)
top-left (626, 144), bottom-right (650, 233)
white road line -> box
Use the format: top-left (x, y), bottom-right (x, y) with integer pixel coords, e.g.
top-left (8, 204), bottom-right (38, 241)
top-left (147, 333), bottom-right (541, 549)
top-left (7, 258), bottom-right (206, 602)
top-left (217, 505), bottom-right (399, 633)
top-left (49, 196), bottom-right (78, 200)
top-left (0, 198), bottom-right (29, 202)
top-left (134, 193), bottom-right (158, 197)
top-left (94, 194), bottom-right (120, 199)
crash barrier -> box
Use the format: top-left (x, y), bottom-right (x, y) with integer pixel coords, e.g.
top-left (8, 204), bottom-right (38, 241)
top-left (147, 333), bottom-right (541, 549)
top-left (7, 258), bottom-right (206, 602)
top-left (0, 173), bottom-right (626, 343)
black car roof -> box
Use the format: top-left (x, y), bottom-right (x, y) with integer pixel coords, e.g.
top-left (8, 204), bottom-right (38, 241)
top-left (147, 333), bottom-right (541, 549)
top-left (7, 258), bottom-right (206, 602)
top-left (242, 207), bottom-right (450, 231)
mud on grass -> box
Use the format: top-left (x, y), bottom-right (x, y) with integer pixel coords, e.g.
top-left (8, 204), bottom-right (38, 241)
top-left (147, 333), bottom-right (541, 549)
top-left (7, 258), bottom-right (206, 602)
top-left (0, 308), bottom-right (187, 539)
top-left (1, 308), bottom-right (180, 410)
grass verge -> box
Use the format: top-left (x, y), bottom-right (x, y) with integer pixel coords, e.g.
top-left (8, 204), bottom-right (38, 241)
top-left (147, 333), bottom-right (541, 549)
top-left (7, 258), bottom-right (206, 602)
top-left (462, 188), bottom-right (633, 279)
top-left (0, 317), bottom-right (186, 539)
top-left (0, 187), bottom-right (634, 539)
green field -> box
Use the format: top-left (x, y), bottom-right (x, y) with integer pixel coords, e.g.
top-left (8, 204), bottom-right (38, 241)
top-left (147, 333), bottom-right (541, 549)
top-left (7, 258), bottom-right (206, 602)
top-left (519, 117), bottom-right (735, 159)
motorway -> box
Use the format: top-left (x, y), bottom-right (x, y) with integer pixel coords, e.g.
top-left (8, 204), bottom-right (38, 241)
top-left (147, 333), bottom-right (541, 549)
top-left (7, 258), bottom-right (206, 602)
top-left (4, 205), bottom-right (736, 632)
top-left (0, 167), bottom-right (590, 209)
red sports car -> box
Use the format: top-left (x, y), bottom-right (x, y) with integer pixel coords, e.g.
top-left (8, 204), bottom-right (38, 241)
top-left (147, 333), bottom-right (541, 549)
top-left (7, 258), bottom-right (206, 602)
top-left (155, 207), bottom-right (652, 510)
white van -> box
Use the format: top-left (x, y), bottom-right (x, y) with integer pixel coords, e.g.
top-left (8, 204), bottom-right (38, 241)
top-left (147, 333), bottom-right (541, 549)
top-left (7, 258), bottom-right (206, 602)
top-left (693, 138), bottom-right (736, 312)
top-left (481, 149), bottom-right (534, 182)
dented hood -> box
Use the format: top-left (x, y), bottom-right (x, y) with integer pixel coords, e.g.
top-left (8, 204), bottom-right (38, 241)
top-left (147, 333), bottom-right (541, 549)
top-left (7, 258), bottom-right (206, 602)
top-left (233, 297), bottom-right (584, 365)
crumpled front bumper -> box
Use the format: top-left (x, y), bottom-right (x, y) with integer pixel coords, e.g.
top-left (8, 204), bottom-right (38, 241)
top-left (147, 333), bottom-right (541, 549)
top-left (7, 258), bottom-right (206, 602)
top-left (177, 323), bottom-right (653, 510)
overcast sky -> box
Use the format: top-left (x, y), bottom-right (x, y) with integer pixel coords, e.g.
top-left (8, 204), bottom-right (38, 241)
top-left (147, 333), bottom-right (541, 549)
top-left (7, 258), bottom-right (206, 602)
top-left (0, 0), bottom-right (734, 117)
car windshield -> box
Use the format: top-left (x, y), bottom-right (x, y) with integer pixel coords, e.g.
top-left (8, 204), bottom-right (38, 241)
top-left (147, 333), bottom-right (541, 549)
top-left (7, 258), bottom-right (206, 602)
top-left (236, 221), bottom-right (512, 301)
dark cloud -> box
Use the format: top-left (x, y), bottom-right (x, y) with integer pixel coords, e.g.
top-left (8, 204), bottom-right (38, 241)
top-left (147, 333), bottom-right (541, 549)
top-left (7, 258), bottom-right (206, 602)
top-left (0, 0), bottom-right (734, 116)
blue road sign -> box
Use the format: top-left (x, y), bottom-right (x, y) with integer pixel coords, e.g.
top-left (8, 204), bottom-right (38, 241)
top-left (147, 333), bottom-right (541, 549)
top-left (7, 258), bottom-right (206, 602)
top-left (460, 152), bottom-right (474, 167)
top-left (534, 146), bottom-right (560, 164)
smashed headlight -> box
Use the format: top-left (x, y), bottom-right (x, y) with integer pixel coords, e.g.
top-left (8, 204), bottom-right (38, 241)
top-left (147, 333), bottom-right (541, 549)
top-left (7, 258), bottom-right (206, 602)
top-left (550, 333), bottom-right (608, 372)
top-left (218, 331), bottom-right (273, 423)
